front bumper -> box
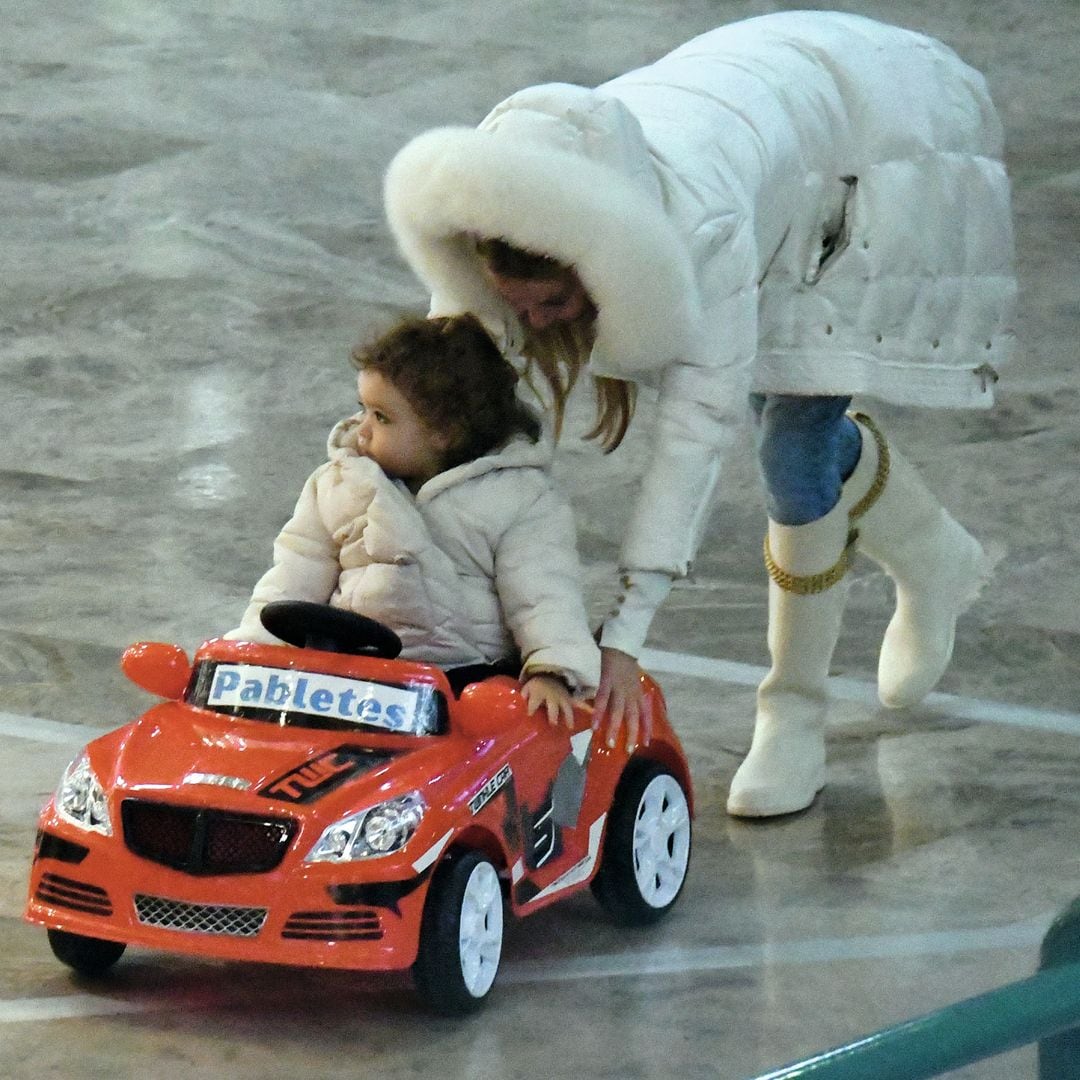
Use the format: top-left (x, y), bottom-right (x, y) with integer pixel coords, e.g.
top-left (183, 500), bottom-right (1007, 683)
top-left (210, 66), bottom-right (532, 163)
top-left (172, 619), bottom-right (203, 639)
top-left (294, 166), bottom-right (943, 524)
top-left (25, 813), bottom-right (432, 972)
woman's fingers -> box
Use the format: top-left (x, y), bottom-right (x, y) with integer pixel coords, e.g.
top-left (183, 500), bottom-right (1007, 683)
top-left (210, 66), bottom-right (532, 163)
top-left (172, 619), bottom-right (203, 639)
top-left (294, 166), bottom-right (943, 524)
top-left (594, 647), bottom-right (651, 752)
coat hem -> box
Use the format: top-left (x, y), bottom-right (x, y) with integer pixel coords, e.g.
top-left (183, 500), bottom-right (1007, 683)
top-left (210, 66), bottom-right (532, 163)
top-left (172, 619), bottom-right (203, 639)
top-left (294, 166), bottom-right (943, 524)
top-left (752, 349), bottom-right (1001, 409)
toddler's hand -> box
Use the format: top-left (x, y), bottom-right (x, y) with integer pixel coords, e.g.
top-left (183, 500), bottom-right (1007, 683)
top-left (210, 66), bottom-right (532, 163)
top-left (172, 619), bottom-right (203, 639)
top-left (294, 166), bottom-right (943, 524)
top-left (521, 674), bottom-right (575, 729)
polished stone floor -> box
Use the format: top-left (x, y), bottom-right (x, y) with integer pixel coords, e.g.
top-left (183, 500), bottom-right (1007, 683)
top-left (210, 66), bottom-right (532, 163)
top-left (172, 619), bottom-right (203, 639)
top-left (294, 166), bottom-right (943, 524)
top-left (3, 1), bottom-right (1079, 1077)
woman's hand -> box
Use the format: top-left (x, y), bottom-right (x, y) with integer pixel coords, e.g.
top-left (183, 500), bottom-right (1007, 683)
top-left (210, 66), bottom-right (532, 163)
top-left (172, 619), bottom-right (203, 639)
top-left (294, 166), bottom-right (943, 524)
top-left (593, 647), bottom-right (653, 753)
top-left (521, 673), bottom-right (576, 728)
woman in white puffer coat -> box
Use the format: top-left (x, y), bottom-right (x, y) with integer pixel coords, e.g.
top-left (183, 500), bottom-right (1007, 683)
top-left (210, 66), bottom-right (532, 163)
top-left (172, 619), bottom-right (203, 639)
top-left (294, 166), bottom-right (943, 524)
top-left (383, 11), bottom-right (1017, 815)
top-left (227, 315), bottom-right (601, 719)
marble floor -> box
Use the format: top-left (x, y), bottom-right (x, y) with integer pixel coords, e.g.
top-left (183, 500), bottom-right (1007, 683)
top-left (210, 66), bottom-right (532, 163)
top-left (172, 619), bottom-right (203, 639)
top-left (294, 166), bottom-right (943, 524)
top-left (2, 1), bottom-right (1079, 1077)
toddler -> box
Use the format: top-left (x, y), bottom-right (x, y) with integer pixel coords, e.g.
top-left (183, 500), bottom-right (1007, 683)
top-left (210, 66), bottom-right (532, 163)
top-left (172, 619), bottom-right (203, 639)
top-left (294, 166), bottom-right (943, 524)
top-left (226, 314), bottom-right (600, 721)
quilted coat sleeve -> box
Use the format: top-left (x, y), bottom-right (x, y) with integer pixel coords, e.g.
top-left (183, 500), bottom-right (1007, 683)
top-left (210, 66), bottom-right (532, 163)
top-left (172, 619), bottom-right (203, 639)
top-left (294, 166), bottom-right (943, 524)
top-left (492, 478), bottom-right (602, 694)
top-left (223, 464), bottom-right (347, 644)
top-left (601, 215), bottom-right (759, 657)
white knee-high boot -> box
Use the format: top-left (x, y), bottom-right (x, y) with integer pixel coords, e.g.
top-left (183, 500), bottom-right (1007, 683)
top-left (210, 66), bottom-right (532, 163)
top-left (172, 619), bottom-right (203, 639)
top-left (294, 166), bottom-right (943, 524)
top-left (851, 414), bottom-right (988, 709)
top-left (727, 426), bottom-right (885, 818)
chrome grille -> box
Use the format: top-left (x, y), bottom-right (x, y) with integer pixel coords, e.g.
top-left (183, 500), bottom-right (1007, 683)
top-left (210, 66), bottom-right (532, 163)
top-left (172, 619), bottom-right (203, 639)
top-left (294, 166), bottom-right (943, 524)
top-left (134, 894), bottom-right (267, 937)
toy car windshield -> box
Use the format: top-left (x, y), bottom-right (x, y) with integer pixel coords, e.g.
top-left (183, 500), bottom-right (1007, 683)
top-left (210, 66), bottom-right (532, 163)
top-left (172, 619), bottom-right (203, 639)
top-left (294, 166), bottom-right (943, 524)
top-left (186, 660), bottom-right (443, 735)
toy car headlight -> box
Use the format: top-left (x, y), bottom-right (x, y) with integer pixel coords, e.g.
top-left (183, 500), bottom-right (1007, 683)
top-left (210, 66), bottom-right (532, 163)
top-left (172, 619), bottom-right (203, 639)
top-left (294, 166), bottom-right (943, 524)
top-left (306, 792), bottom-right (425, 862)
top-left (56, 752), bottom-right (112, 836)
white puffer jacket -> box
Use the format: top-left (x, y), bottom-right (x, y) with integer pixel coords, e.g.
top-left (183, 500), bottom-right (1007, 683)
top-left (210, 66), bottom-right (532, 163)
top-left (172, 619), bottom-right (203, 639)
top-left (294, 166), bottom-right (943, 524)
top-left (226, 417), bottom-right (601, 693)
top-left (384, 11), bottom-right (1016, 651)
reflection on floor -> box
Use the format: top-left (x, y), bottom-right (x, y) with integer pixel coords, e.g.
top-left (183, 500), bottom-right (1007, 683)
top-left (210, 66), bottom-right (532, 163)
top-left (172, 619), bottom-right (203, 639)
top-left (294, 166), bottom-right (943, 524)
top-left (3, 1), bottom-right (1079, 1077)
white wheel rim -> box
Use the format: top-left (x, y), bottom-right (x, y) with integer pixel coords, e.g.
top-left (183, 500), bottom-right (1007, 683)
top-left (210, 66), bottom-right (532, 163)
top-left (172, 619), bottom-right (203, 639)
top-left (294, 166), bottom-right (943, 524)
top-left (632, 774), bottom-right (690, 908)
top-left (458, 861), bottom-right (503, 997)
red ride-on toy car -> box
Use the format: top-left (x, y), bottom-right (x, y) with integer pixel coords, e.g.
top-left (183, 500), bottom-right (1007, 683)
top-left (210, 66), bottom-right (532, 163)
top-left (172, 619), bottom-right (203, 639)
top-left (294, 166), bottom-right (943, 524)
top-left (25, 602), bottom-right (693, 1014)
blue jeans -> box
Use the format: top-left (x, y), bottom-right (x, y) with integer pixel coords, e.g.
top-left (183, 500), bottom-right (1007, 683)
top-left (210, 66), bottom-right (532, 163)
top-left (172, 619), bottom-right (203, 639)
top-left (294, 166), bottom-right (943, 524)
top-left (749, 394), bottom-right (863, 526)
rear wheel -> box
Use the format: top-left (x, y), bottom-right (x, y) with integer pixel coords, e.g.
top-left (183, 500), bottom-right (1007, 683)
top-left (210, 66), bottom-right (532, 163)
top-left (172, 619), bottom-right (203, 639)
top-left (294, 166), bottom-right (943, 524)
top-left (47, 928), bottom-right (126, 976)
top-left (592, 759), bottom-right (691, 926)
top-left (412, 850), bottom-right (503, 1015)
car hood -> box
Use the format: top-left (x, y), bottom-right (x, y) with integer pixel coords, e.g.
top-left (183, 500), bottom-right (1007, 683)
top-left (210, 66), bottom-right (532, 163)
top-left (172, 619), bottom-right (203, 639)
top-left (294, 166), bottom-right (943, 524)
top-left (99, 702), bottom-right (457, 814)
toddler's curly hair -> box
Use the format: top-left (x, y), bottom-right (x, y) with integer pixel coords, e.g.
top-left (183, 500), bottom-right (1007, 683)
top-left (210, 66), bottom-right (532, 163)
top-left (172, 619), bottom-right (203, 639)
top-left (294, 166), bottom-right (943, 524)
top-left (350, 314), bottom-right (541, 470)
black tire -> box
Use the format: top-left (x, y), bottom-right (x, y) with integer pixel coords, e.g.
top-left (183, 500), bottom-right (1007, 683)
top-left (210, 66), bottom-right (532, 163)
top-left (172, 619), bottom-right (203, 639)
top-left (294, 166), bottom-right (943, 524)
top-left (47, 928), bottom-right (126, 976)
top-left (592, 758), bottom-right (691, 927)
top-left (412, 850), bottom-right (503, 1016)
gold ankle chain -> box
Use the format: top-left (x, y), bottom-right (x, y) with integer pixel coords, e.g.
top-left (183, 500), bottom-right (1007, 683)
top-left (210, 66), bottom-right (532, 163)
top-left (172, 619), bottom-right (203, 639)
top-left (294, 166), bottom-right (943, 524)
top-left (763, 412), bottom-right (891, 595)
top-left (847, 412), bottom-right (890, 522)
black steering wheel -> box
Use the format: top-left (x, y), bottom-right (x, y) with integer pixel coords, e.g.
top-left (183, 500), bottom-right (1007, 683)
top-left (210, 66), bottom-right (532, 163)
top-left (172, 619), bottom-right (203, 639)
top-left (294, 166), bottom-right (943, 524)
top-left (260, 601), bottom-right (403, 659)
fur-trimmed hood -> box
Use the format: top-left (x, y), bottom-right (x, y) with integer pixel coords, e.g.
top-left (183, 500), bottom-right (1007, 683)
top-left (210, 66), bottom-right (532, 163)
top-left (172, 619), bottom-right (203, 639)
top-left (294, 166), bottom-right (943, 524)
top-left (383, 85), bottom-right (705, 381)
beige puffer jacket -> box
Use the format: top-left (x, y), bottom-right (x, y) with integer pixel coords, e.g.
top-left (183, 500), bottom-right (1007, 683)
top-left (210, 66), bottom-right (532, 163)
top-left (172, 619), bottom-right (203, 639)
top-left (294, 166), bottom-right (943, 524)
top-left (226, 417), bottom-right (601, 693)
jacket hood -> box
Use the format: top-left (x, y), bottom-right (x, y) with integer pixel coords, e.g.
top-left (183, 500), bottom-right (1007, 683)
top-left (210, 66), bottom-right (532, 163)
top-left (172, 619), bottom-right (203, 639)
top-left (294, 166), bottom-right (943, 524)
top-left (384, 84), bottom-right (705, 377)
top-left (417, 434), bottom-right (551, 502)
top-left (326, 418), bottom-right (551, 502)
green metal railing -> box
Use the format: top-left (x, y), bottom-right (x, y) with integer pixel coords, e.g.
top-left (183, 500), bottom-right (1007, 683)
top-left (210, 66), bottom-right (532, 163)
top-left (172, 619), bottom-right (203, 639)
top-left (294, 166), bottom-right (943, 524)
top-left (1039, 897), bottom-right (1080, 1078)
top-left (749, 899), bottom-right (1080, 1080)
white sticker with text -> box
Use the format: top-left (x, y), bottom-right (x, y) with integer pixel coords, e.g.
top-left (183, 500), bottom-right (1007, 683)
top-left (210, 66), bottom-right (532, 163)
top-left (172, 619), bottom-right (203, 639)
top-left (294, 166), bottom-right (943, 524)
top-left (207, 664), bottom-right (424, 733)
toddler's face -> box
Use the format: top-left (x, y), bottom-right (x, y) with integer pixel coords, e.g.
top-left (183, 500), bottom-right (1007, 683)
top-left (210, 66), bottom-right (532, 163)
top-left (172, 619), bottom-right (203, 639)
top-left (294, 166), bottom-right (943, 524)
top-left (354, 370), bottom-right (449, 490)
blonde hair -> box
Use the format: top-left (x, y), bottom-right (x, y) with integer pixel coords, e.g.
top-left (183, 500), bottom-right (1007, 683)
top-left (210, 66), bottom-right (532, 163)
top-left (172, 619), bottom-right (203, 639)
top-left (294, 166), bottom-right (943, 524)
top-left (475, 238), bottom-right (636, 452)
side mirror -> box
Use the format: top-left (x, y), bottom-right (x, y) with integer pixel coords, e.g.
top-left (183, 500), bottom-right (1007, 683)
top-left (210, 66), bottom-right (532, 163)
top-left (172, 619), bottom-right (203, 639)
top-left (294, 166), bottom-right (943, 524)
top-left (454, 676), bottom-right (526, 740)
top-left (121, 642), bottom-right (193, 700)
